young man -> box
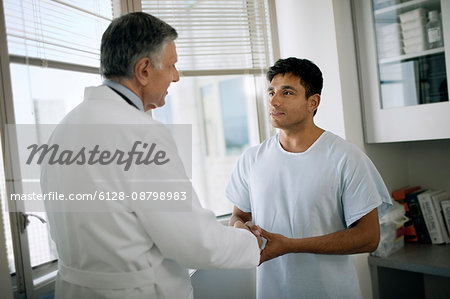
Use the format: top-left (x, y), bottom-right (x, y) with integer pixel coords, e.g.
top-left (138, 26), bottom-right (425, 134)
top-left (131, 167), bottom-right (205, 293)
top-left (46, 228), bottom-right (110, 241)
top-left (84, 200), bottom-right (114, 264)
top-left (41, 12), bottom-right (261, 299)
top-left (227, 58), bottom-right (391, 299)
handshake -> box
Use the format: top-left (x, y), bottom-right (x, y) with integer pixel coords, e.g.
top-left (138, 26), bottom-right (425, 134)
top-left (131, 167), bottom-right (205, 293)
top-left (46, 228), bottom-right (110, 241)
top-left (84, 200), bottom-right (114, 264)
top-left (233, 220), bottom-right (289, 265)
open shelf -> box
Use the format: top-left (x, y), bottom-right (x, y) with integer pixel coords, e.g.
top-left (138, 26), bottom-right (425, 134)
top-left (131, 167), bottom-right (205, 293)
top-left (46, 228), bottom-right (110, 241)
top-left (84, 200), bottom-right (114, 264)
top-left (379, 47), bottom-right (445, 64)
top-left (375, 0), bottom-right (440, 16)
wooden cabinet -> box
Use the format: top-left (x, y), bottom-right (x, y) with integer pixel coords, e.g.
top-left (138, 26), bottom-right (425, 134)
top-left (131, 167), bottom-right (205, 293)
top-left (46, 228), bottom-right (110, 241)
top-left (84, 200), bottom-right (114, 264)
top-left (352, 0), bottom-right (450, 143)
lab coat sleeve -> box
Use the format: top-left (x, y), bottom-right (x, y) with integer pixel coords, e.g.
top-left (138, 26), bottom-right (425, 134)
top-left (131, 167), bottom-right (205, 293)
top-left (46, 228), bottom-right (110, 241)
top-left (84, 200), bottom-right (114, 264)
top-left (127, 129), bottom-right (260, 269)
top-left (133, 194), bottom-right (260, 269)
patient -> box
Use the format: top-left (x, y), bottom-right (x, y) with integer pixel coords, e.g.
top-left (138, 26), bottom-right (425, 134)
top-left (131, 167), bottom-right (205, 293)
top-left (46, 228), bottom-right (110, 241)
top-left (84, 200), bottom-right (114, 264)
top-left (227, 57), bottom-right (391, 299)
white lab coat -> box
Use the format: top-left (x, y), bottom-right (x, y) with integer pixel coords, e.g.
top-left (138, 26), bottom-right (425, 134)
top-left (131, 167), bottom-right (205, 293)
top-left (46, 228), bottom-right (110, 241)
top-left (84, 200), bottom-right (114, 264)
top-left (41, 85), bottom-right (260, 299)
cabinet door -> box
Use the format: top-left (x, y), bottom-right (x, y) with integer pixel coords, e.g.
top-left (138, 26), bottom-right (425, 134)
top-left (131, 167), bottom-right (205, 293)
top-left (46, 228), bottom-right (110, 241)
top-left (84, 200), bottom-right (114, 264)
top-left (353, 0), bottom-right (450, 143)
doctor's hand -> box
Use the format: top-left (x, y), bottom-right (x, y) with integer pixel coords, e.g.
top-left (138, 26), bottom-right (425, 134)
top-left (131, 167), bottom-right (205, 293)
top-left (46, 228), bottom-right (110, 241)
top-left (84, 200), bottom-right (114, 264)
top-left (259, 229), bottom-right (290, 265)
top-left (244, 221), bottom-right (262, 238)
top-left (234, 221), bottom-right (263, 249)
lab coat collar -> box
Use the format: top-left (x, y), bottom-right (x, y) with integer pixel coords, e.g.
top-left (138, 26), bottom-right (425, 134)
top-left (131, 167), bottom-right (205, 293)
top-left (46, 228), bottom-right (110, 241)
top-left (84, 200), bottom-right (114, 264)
top-left (103, 79), bottom-right (145, 111)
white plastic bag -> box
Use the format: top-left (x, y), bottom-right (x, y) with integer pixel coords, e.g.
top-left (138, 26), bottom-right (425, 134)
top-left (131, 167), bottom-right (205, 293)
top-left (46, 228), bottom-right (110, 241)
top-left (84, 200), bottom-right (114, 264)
top-left (372, 201), bottom-right (408, 257)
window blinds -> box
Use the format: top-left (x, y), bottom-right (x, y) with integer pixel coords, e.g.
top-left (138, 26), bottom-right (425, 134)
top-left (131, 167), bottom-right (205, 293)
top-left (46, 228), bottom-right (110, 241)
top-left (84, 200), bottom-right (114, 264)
top-left (3, 0), bottom-right (113, 68)
top-left (141, 0), bottom-right (274, 73)
top-left (3, 0), bottom-right (274, 73)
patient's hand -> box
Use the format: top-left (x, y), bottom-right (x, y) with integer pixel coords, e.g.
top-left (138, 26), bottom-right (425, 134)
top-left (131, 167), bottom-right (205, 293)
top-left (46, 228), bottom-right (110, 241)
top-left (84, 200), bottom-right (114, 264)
top-left (259, 229), bottom-right (290, 265)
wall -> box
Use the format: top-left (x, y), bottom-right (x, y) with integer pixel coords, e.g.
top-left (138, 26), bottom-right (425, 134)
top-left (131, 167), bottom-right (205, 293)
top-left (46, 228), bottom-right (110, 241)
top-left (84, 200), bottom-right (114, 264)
top-left (273, 0), bottom-right (346, 139)
top-left (406, 139), bottom-right (450, 194)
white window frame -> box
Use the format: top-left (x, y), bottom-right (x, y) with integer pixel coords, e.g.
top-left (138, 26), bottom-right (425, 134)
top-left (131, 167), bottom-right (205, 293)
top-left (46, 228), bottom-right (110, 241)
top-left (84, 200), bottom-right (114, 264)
top-left (0, 1), bottom-right (122, 296)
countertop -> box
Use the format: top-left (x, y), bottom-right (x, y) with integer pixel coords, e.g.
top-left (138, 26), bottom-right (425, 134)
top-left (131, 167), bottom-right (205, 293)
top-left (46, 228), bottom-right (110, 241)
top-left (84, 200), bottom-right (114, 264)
top-left (368, 243), bottom-right (450, 277)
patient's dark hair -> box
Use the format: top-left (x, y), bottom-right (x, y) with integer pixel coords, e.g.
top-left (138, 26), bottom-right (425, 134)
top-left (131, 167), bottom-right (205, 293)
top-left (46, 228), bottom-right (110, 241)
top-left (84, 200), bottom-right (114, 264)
top-left (267, 57), bottom-right (323, 99)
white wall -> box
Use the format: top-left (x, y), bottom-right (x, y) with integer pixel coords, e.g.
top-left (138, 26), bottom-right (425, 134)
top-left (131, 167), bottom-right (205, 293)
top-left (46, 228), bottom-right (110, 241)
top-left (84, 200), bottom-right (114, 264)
top-left (274, 0), bottom-right (346, 139)
top-left (406, 139), bottom-right (450, 195)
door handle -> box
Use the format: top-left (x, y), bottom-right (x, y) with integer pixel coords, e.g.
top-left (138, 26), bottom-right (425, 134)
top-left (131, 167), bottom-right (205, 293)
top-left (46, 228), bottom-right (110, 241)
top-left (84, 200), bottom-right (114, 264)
top-left (19, 212), bottom-right (47, 233)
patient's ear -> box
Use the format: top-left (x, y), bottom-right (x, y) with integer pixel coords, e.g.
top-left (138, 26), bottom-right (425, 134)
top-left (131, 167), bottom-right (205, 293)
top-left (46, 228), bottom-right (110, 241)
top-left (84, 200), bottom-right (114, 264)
top-left (308, 94), bottom-right (321, 113)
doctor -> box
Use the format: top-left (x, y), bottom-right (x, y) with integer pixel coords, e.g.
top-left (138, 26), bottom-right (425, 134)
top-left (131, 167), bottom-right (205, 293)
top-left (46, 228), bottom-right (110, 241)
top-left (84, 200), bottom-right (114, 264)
top-left (41, 12), bottom-right (261, 299)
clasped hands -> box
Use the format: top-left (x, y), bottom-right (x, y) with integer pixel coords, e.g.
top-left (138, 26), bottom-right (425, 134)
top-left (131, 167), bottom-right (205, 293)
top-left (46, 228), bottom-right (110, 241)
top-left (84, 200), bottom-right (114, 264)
top-left (233, 221), bottom-right (289, 265)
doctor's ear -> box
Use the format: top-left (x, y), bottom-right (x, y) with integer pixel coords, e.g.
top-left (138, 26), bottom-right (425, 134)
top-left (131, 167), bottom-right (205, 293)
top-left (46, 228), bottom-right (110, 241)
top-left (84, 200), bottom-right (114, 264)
top-left (134, 57), bottom-right (151, 86)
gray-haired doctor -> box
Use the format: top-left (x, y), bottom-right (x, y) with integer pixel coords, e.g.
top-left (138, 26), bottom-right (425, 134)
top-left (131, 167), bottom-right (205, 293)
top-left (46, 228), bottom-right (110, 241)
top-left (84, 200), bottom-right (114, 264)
top-left (40, 12), bottom-right (261, 299)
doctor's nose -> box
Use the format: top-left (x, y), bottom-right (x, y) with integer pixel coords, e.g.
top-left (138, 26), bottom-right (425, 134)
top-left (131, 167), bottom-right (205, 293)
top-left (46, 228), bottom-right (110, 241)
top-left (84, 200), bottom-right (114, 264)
top-left (173, 67), bottom-right (180, 83)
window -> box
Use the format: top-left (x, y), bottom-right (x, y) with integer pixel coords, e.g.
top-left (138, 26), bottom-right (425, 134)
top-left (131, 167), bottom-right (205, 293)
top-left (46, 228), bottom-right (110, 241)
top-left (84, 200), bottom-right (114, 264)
top-left (143, 0), bottom-right (277, 215)
top-left (0, 0), bottom-right (114, 296)
top-left (142, 0), bottom-right (273, 71)
top-left (153, 74), bottom-right (265, 215)
top-left (5, 0), bottom-right (113, 68)
top-left (0, 0), bottom-right (277, 296)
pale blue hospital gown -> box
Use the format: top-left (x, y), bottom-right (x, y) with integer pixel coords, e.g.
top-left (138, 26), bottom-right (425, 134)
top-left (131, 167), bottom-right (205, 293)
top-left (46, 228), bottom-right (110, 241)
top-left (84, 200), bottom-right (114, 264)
top-left (226, 131), bottom-right (392, 299)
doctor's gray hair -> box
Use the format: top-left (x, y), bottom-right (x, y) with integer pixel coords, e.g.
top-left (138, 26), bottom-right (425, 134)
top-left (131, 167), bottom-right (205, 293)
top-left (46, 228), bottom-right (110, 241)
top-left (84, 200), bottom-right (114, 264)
top-left (100, 12), bottom-right (178, 79)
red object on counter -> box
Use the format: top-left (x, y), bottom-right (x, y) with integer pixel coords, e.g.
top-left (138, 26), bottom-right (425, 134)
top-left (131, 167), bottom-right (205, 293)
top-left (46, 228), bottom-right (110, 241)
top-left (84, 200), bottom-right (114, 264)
top-left (391, 186), bottom-right (421, 243)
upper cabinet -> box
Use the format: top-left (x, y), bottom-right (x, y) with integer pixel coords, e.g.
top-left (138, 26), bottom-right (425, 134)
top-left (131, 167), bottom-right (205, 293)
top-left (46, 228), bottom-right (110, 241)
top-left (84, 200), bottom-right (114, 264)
top-left (352, 0), bottom-right (450, 143)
